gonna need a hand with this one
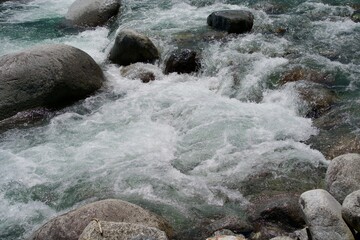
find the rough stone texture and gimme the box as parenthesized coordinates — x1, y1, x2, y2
(120, 63, 163, 83)
(78, 221, 168, 240)
(326, 153, 360, 203)
(299, 189, 354, 240)
(291, 228, 309, 240)
(207, 10, 254, 34)
(66, 0, 121, 27)
(164, 49, 201, 74)
(342, 190, 360, 232)
(31, 199, 173, 240)
(351, 10, 360, 23)
(0, 44, 104, 121)
(269, 237, 295, 240)
(109, 29, 159, 66)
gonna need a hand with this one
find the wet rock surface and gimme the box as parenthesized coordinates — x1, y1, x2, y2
(207, 10, 254, 34)
(164, 49, 201, 74)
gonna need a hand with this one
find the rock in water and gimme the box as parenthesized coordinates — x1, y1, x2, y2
(207, 10, 254, 34)
(0, 44, 104, 121)
(66, 0, 121, 27)
(108, 29, 159, 66)
(342, 190, 360, 232)
(31, 199, 173, 240)
(299, 189, 354, 240)
(78, 221, 168, 240)
(164, 49, 201, 74)
(326, 153, 360, 203)
(351, 10, 360, 23)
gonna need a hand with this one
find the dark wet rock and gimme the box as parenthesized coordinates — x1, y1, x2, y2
(31, 199, 173, 240)
(342, 190, 360, 232)
(249, 222, 292, 240)
(120, 63, 162, 83)
(78, 221, 168, 240)
(248, 193, 305, 230)
(207, 10, 254, 34)
(351, 10, 360, 23)
(65, 0, 121, 27)
(280, 67, 334, 85)
(164, 49, 201, 74)
(299, 189, 354, 240)
(293, 81, 337, 118)
(109, 29, 159, 66)
(206, 216, 253, 235)
(326, 153, 360, 203)
(0, 44, 104, 121)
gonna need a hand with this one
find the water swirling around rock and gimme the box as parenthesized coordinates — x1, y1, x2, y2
(0, 0, 359, 239)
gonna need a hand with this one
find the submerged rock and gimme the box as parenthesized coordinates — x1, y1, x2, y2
(0, 44, 104, 121)
(280, 67, 334, 85)
(31, 199, 173, 240)
(342, 190, 360, 232)
(65, 0, 121, 27)
(207, 10, 254, 34)
(299, 189, 354, 240)
(351, 10, 360, 23)
(326, 153, 360, 203)
(120, 63, 162, 83)
(164, 49, 201, 74)
(78, 221, 168, 240)
(109, 29, 159, 66)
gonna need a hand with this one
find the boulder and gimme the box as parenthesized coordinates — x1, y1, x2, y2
(120, 63, 162, 83)
(65, 0, 121, 27)
(31, 199, 173, 240)
(351, 10, 360, 23)
(78, 221, 168, 240)
(207, 10, 254, 34)
(326, 153, 360, 203)
(109, 29, 159, 66)
(342, 190, 360, 232)
(164, 49, 201, 74)
(299, 189, 354, 240)
(0, 44, 104, 120)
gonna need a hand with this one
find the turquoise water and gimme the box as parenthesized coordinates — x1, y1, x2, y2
(0, 0, 359, 239)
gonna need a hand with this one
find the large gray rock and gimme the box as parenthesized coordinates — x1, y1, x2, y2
(109, 29, 159, 66)
(78, 221, 168, 240)
(0, 44, 104, 120)
(342, 190, 360, 232)
(31, 199, 173, 240)
(207, 10, 254, 34)
(66, 0, 121, 27)
(299, 189, 354, 240)
(326, 153, 360, 203)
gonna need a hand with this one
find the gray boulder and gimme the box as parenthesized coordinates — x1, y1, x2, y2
(78, 221, 168, 240)
(342, 190, 360, 232)
(299, 189, 354, 240)
(164, 49, 201, 74)
(0, 44, 104, 120)
(31, 199, 173, 240)
(66, 0, 121, 27)
(326, 153, 360, 203)
(109, 29, 159, 66)
(207, 10, 254, 34)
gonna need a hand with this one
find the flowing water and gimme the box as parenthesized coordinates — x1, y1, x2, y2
(0, 0, 359, 239)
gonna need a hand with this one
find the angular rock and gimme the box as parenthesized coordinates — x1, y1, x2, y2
(342, 190, 360, 232)
(109, 29, 159, 66)
(0, 44, 104, 120)
(164, 49, 201, 74)
(78, 221, 168, 240)
(299, 189, 354, 240)
(66, 0, 121, 27)
(207, 10, 254, 34)
(31, 199, 173, 240)
(326, 153, 360, 203)
(351, 10, 360, 23)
